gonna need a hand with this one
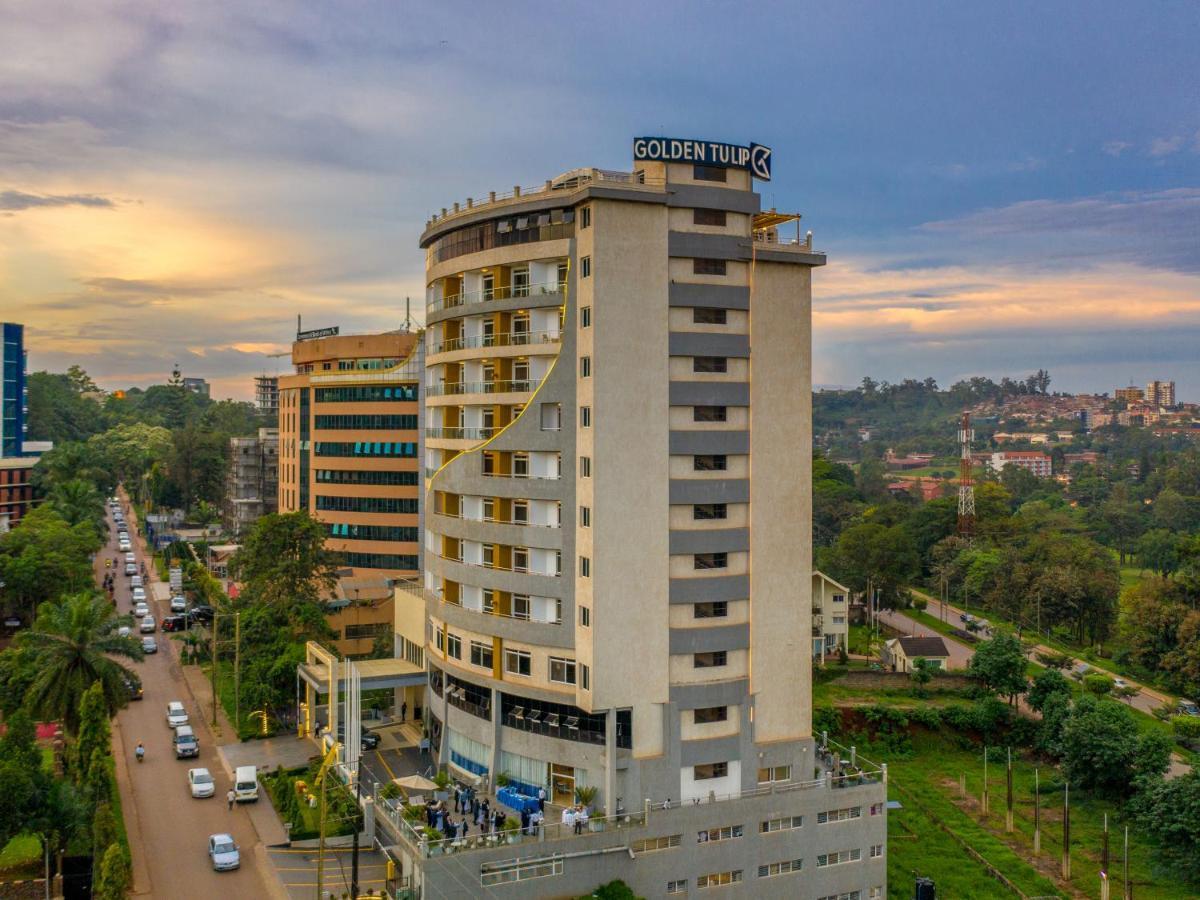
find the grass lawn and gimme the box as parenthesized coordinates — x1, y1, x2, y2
(884, 731, 1194, 899)
(0, 834, 41, 875)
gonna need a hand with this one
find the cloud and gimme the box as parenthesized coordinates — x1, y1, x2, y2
(0, 190, 115, 211)
(1102, 140, 1131, 157)
(1149, 136, 1184, 157)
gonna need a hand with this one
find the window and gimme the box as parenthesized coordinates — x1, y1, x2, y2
(818, 894, 861, 900)
(693, 707, 727, 724)
(579, 456, 591, 477)
(549, 657, 577, 685)
(870, 802, 884, 816)
(694, 553, 728, 570)
(758, 859, 803, 878)
(693, 208, 727, 226)
(694, 651, 727, 668)
(693, 503, 727, 520)
(666, 880, 687, 895)
(513, 547, 529, 573)
(631, 835, 681, 853)
(698, 824, 742, 843)
(694, 601, 728, 619)
(693, 164, 727, 183)
(693, 356, 728, 373)
(817, 807, 862, 824)
(345, 623, 390, 639)
(580, 406, 591, 427)
(557, 261, 568, 289)
(580, 356, 591, 378)
(760, 815, 804, 833)
(579, 606, 590, 627)
(504, 649, 531, 677)
(694, 454, 727, 471)
(512, 267, 530, 297)
(580, 663, 590, 690)
(579, 505, 590, 527)
(480, 855, 564, 886)
(470, 641, 493, 670)
(757, 765, 791, 784)
(579, 556, 590, 577)
(540, 402, 561, 431)
(693, 307, 728, 325)
(580, 305, 591, 327)
(870, 844, 883, 859)
(581, 256, 591, 278)
(513, 452, 529, 477)
(512, 594, 530, 620)
(435, 628, 444, 652)
(693, 405, 727, 423)
(693, 258, 727, 276)
(512, 500, 528, 524)
(816, 848, 862, 868)
(869, 888, 883, 900)
(696, 870, 741, 889)
(580, 206, 591, 228)
(446, 634, 462, 660)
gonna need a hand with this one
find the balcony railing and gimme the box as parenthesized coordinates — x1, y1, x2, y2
(426, 427, 497, 441)
(440, 597, 562, 626)
(427, 282, 563, 315)
(437, 552, 559, 578)
(481, 469, 559, 481)
(433, 509, 561, 529)
(427, 330, 561, 355)
(753, 230, 815, 251)
(426, 379, 539, 398)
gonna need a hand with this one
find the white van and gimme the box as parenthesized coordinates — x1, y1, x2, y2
(234, 765, 258, 802)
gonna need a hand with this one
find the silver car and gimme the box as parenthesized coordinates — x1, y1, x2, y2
(208, 834, 239, 871)
(141, 636, 158, 654)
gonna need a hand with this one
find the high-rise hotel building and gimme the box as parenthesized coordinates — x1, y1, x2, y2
(401, 140, 886, 898)
(278, 331, 423, 580)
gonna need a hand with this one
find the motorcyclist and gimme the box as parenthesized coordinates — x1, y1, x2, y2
(135, 742, 145, 762)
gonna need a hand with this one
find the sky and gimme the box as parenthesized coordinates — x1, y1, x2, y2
(2, 1, 1199, 400)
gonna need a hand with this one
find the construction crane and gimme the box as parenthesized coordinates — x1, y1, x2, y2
(957, 412, 975, 539)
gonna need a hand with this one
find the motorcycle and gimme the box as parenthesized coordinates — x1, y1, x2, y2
(135, 745, 145, 763)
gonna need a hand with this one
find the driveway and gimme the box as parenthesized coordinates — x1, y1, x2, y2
(104, 497, 279, 898)
(876, 607, 975, 670)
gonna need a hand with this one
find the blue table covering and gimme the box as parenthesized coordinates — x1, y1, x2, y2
(496, 786, 540, 815)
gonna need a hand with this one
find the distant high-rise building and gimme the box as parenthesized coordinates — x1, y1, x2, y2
(225, 427, 279, 535)
(1146, 380, 1176, 409)
(1114, 386, 1144, 405)
(1, 323, 28, 458)
(254, 374, 280, 416)
(181, 376, 210, 398)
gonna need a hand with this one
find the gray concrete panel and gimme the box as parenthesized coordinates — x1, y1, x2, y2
(668, 380, 750, 407)
(668, 623, 750, 655)
(667, 281, 751, 310)
(668, 478, 750, 504)
(670, 678, 749, 709)
(665, 183, 761, 214)
(668, 574, 750, 604)
(668, 527, 750, 555)
(668, 331, 750, 358)
(667, 231, 746, 261)
(679, 732, 742, 766)
(669, 430, 750, 455)
(429, 511, 563, 552)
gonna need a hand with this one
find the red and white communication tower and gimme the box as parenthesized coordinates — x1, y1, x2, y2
(957, 412, 975, 539)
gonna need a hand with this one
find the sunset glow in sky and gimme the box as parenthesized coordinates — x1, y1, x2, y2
(3, 1, 1198, 399)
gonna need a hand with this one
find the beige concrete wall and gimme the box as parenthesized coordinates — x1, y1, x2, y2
(587, 197, 670, 759)
(668, 308, 748, 333)
(669, 551, 748, 579)
(748, 260, 813, 744)
(667, 258, 749, 285)
(668, 406, 748, 430)
(668, 502, 748, 530)
(679, 705, 740, 741)
(667, 207, 750, 236)
(669, 650, 748, 684)
(668, 599, 748, 629)
(664, 161, 752, 191)
(668, 455, 748, 479)
(426, 239, 572, 285)
(667, 357, 749, 381)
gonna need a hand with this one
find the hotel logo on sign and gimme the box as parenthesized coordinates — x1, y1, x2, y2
(632, 137, 772, 181)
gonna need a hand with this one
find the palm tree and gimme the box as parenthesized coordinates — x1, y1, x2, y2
(48, 479, 107, 537)
(17, 593, 143, 733)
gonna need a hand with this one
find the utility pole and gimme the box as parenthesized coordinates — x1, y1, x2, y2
(234, 612, 241, 731)
(1123, 824, 1130, 900)
(350, 775, 362, 899)
(210, 614, 219, 727)
(1101, 813, 1110, 900)
(1005, 748, 1013, 832)
(1033, 768, 1041, 853)
(981, 747, 989, 814)
(1063, 782, 1071, 879)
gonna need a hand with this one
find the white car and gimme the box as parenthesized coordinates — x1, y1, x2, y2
(140, 615, 156, 633)
(167, 701, 189, 728)
(119, 542, 132, 553)
(208, 834, 240, 871)
(134, 603, 150, 618)
(118, 625, 132, 638)
(124, 552, 136, 564)
(188, 768, 215, 798)
(1113, 678, 1128, 689)
(170, 596, 187, 613)
(131, 587, 146, 603)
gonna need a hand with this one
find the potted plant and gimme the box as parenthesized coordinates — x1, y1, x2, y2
(502, 817, 520, 843)
(575, 785, 601, 830)
(495, 772, 511, 788)
(433, 769, 451, 801)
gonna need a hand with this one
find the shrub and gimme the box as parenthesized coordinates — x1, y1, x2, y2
(1083, 673, 1114, 696)
(1173, 715, 1200, 746)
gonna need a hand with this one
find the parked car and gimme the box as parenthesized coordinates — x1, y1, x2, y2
(166, 701, 189, 728)
(124, 552, 136, 564)
(132, 587, 146, 603)
(3, 616, 21, 631)
(188, 606, 215, 624)
(162, 615, 187, 633)
(124, 563, 137, 576)
(134, 603, 150, 619)
(1113, 677, 1129, 690)
(174, 725, 199, 758)
(1071, 663, 1091, 681)
(208, 834, 239, 871)
(170, 596, 187, 613)
(118, 626, 132, 638)
(334, 722, 381, 750)
(1179, 700, 1200, 717)
(124, 675, 143, 701)
(234, 765, 259, 802)
(131, 575, 143, 589)
(142, 636, 158, 654)
(188, 768, 216, 799)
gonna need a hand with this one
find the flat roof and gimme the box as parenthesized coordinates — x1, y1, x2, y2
(0, 457, 38, 470)
(298, 656, 425, 693)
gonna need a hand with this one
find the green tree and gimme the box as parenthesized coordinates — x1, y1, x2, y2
(0, 711, 51, 847)
(48, 478, 107, 537)
(74, 683, 112, 782)
(1083, 673, 1114, 696)
(229, 512, 339, 611)
(1138, 528, 1183, 577)
(167, 425, 229, 511)
(0, 506, 99, 614)
(93, 842, 132, 900)
(17, 593, 142, 733)
(1061, 695, 1169, 798)
(1027, 668, 1071, 713)
(1132, 771, 1200, 880)
(91, 801, 117, 856)
(24, 372, 105, 444)
(819, 521, 919, 610)
(910, 657, 936, 697)
(967, 634, 1028, 704)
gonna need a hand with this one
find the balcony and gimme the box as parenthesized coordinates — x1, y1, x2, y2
(426, 427, 497, 441)
(439, 596, 562, 626)
(426, 379, 540, 398)
(433, 509, 560, 529)
(427, 329, 561, 356)
(427, 282, 563, 315)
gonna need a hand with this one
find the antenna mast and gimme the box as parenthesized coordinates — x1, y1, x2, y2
(957, 411, 975, 539)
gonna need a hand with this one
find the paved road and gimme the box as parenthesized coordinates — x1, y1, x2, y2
(103, 497, 276, 897)
(875, 607, 975, 670)
(267, 844, 391, 898)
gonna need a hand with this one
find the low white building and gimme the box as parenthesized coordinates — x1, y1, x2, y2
(812, 570, 850, 662)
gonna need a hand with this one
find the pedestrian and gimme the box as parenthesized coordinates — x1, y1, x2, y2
(520, 808, 529, 835)
(470, 792, 479, 818)
(400, 700, 407, 723)
(227, 789, 235, 811)
(494, 809, 505, 833)
(537, 784, 546, 813)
